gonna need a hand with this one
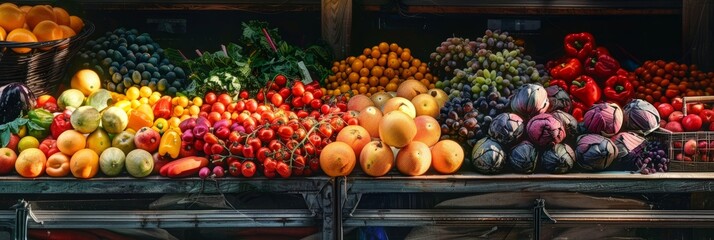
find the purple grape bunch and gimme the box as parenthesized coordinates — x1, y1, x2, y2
(634, 141, 669, 175)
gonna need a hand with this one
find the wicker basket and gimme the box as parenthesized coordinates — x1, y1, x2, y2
(0, 20, 95, 96)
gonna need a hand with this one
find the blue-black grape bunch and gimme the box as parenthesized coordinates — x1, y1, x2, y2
(77, 28, 188, 96)
(634, 141, 669, 175)
(439, 88, 510, 147)
(435, 30, 549, 100)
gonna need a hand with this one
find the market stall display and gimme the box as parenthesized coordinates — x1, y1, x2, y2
(1, 1, 714, 238)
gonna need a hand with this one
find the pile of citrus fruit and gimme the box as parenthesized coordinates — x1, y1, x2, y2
(323, 42, 437, 97)
(0, 3, 84, 53)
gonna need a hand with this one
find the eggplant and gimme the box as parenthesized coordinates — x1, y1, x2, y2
(0, 83, 36, 124)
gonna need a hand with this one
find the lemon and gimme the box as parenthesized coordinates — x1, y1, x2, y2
(139, 97, 149, 105)
(139, 86, 152, 98)
(125, 87, 140, 100)
(192, 97, 203, 107)
(18, 136, 39, 153)
(130, 99, 141, 109)
(149, 94, 161, 105)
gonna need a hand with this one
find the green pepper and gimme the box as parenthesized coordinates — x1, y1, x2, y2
(27, 108, 53, 139)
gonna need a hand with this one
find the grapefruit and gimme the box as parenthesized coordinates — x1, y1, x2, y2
(379, 111, 417, 148)
(56, 130, 86, 156)
(336, 125, 371, 156)
(396, 141, 431, 176)
(71, 69, 101, 96)
(359, 141, 394, 177)
(413, 116, 440, 147)
(319, 142, 356, 177)
(431, 140, 464, 174)
(357, 106, 383, 138)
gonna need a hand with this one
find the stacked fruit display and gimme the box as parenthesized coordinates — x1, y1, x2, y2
(324, 42, 437, 97)
(324, 79, 464, 177)
(76, 28, 188, 96)
(0, 3, 84, 53)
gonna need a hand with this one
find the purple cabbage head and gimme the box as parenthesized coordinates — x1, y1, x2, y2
(623, 99, 660, 136)
(583, 103, 624, 136)
(471, 138, 506, 174)
(575, 134, 619, 171)
(526, 113, 566, 147)
(510, 84, 549, 118)
(488, 113, 525, 146)
(541, 143, 576, 174)
(609, 132, 646, 170)
(551, 110, 578, 137)
(546, 85, 572, 112)
(509, 141, 538, 173)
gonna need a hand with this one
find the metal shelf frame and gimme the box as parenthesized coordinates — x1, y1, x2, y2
(0, 177, 336, 240)
(338, 172, 714, 240)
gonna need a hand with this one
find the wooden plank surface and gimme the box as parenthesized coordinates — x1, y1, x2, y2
(322, 0, 352, 59)
(0, 176, 331, 194)
(345, 172, 714, 193)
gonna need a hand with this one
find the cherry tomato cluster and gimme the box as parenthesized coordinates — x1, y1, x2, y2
(177, 75, 358, 179)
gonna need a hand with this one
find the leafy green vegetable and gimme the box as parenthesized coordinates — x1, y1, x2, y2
(0, 118, 28, 148)
(167, 20, 332, 98)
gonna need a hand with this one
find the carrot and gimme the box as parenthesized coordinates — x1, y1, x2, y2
(166, 156, 208, 178)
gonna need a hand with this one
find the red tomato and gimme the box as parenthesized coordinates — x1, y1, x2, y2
(205, 92, 217, 105)
(671, 97, 683, 111)
(218, 94, 232, 106)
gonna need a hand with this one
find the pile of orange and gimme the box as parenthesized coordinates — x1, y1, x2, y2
(0, 3, 84, 54)
(324, 42, 437, 97)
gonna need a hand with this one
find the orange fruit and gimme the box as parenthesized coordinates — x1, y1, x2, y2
(387, 58, 401, 69)
(6, 28, 38, 54)
(358, 106, 383, 138)
(0, 26, 6, 41)
(0, 3, 19, 8)
(413, 116, 441, 147)
(431, 140, 464, 174)
(58, 25, 75, 38)
(379, 110, 417, 148)
(18, 5, 31, 13)
(33, 20, 63, 42)
(26, 5, 56, 29)
(336, 125, 372, 156)
(15, 148, 46, 178)
(396, 141, 431, 176)
(70, 149, 99, 179)
(351, 59, 363, 72)
(45, 152, 70, 177)
(0, 5, 26, 31)
(57, 130, 87, 156)
(71, 69, 101, 96)
(319, 142, 356, 177)
(68, 15, 83, 33)
(359, 141, 394, 177)
(397, 79, 428, 100)
(411, 93, 440, 118)
(389, 43, 399, 52)
(52, 7, 70, 26)
(378, 42, 389, 54)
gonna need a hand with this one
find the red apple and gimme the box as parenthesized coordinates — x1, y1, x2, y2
(682, 114, 703, 131)
(669, 111, 684, 122)
(676, 153, 693, 161)
(702, 153, 711, 162)
(36, 95, 57, 107)
(134, 127, 161, 153)
(6, 134, 19, 152)
(674, 141, 684, 148)
(672, 97, 683, 111)
(688, 102, 705, 115)
(699, 140, 709, 149)
(700, 110, 714, 125)
(657, 103, 675, 119)
(665, 121, 684, 132)
(179, 141, 197, 158)
(152, 152, 171, 175)
(684, 139, 698, 155)
(0, 148, 17, 175)
(659, 120, 668, 128)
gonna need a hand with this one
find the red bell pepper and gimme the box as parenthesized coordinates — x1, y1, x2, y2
(585, 53, 621, 80)
(153, 96, 173, 119)
(549, 58, 582, 83)
(548, 79, 570, 93)
(603, 73, 634, 106)
(571, 101, 586, 122)
(50, 112, 72, 139)
(569, 75, 601, 108)
(564, 32, 595, 61)
(593, 46, 610, 56)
